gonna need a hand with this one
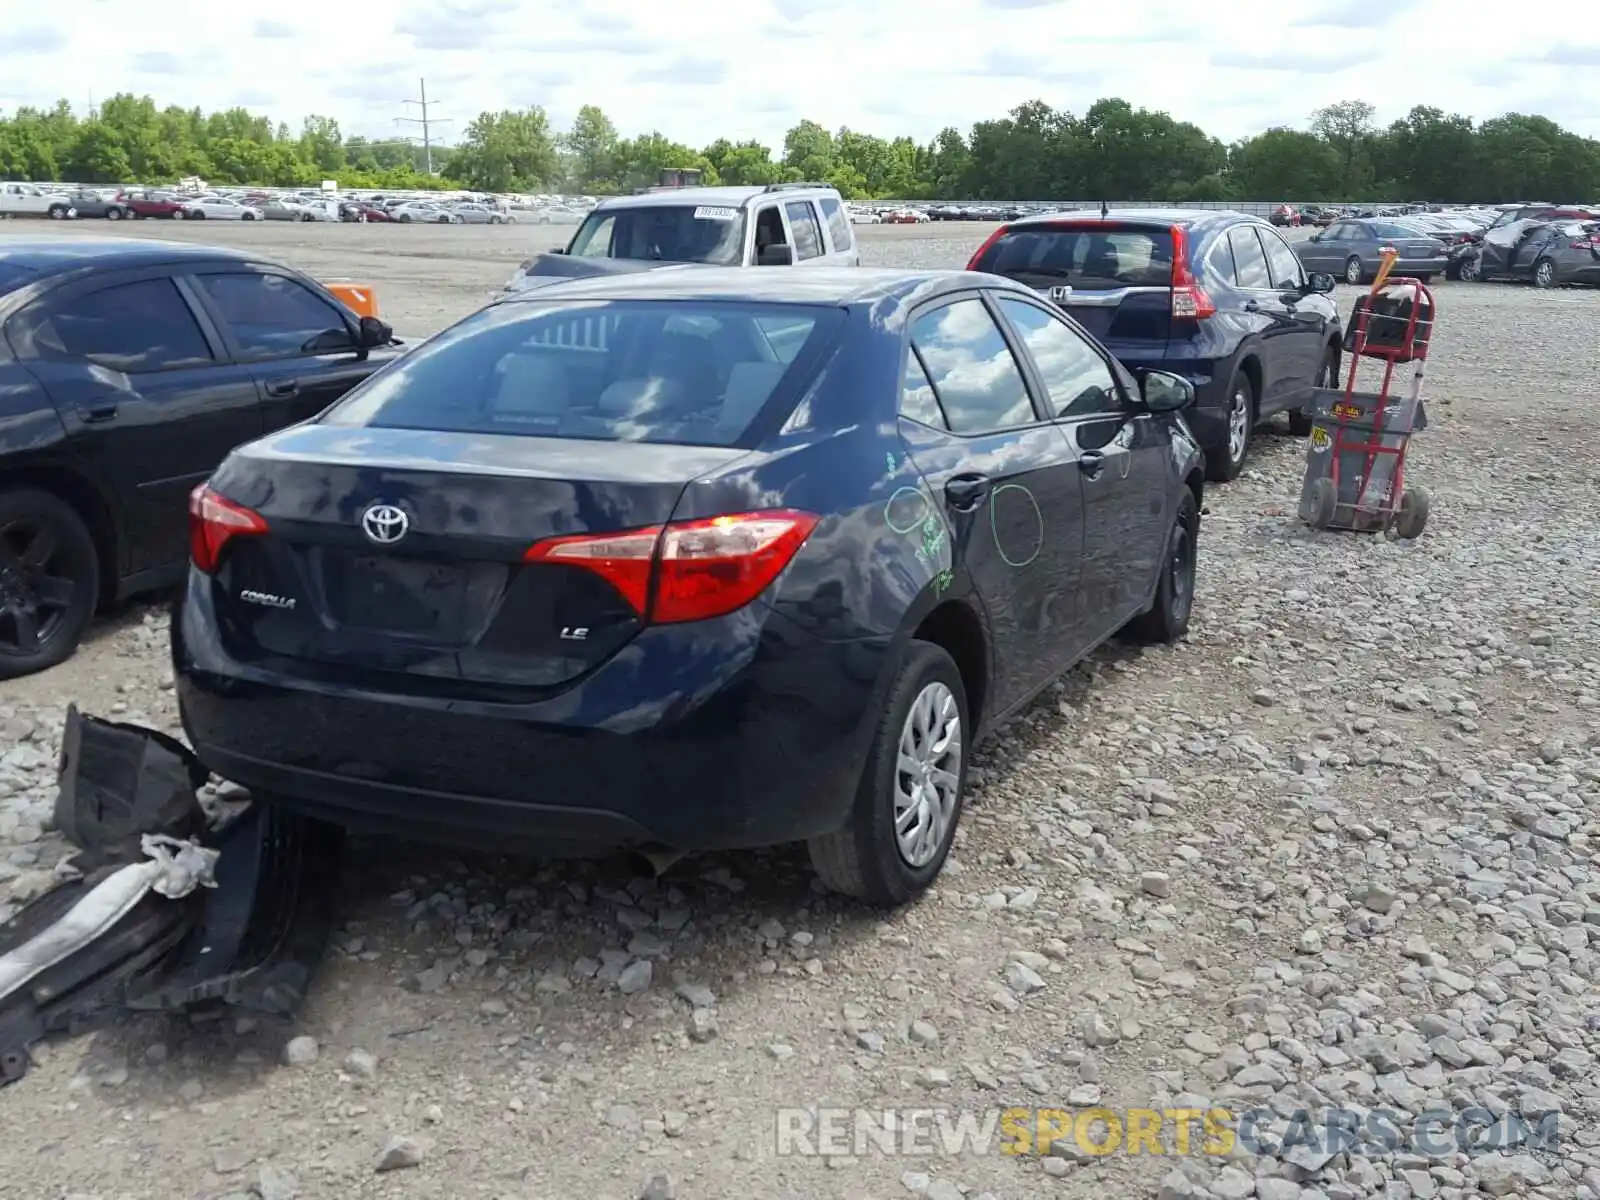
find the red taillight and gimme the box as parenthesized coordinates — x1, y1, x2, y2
(966, 223, 1010, 270)
(524, 510, 819, 625)
(1168, 224, 1215, 319)
(188, 484, 268, 574)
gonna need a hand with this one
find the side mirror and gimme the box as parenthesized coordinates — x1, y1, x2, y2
(758, 243, 794, 266)
(1140, 370, 1194, 413)
(358, 315, 393, 347)
(548, 247, 567, 255)
(1307, 272, 1336, 294)
(1308, 232, 1322, 242)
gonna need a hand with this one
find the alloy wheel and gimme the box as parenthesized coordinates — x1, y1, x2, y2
(0, 515, 81, 659)
(1227, 386, 1250, 464)
(1535, 260, 1555, 288)
(1344, 257, 1362, 284)
(893, 681, 962, 868)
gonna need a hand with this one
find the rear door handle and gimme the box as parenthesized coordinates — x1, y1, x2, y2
(80, 403, 118, 424)
(944, 473, 991, 512)
(265, 380, 300, 398)
(1078, 451, 1105, 479)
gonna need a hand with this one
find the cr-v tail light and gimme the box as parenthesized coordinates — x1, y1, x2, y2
(525, 510, 820, 624)
(1168, 224, 1216, 319)
(189, 484, 269, 574)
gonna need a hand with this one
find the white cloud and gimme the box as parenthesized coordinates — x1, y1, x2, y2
(1, 0, 1595, 152)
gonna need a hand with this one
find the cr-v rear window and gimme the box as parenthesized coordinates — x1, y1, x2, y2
(321, 299, 842, 448)
(974, 226, 1176, 288)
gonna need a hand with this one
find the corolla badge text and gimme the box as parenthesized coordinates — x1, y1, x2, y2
(240, 589, 296, 610)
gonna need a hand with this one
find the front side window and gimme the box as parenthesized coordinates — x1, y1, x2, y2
(785, 201, 825, 261)
(818, 197, 853, 251)
(565, 205, 746, 266)
(22, 278, 213, 372)
(322, 300, 840, 448)
(194, 272, 351, 360)
(996, 298, 1120, 419)
(1258, 229, 1305, 290)
(909, 299, 1035, 434)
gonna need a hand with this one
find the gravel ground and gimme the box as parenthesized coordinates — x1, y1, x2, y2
(1, 219, 1598, 1200)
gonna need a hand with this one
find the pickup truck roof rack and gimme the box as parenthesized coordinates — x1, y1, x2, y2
(763, 182, 833, 193)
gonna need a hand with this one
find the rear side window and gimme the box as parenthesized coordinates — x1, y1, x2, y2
(974, 227, 1176, 288)
(1226, 227, 1272, 289)
(818, 197, 853, 251)
(194, 273, 350, 359)
(24, 278, 213, 372)
(785, 201, 825, 261)
(899, 351, 944, 427)
(910, 299, 1035, 434)
(322, 300, 839, 448)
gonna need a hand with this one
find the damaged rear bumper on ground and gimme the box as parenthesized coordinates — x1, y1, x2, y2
(0, 706, 341, 1087)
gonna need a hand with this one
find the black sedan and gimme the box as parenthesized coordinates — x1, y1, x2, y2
(175, 267, 1206, 905)
(0, 236, 404, 679)
(1465, 220, 1600, 287)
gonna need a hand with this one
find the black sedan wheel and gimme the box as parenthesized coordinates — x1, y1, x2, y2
(1125, 489, 1198, 643)
(808, 640, 968, 906)
(0, 488, 100, 680)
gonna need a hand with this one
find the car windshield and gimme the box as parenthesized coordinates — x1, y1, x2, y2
(321, 299, 840, 448)
(973, 226, 1176, 288)
(566, 205, 748, 266)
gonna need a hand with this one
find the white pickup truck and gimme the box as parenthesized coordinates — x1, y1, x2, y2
(0, 181, 76, 219)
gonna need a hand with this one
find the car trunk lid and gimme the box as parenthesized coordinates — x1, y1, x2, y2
(203, 425, 747, 693)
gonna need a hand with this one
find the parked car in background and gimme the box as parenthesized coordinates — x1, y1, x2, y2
(1, 182, 76, 219)
(1269, 204, 1300, 227)
(257, 198, 310, 222)
(1292, 218, 1448, 284)
(174, 266, 1203, 905)
(179, 196, 263, 221)
(62, 189, 130, 220)
(392, 202, 458, 224)
(0, 235, 405, 679)
(968, 208, 1341, 481)
(502, 183, 860, 294)
(117, 189, 187, 219)
(339, 201, 392, 222)
(1465, 219, 1600, 287)
(449, 203, 509, 225)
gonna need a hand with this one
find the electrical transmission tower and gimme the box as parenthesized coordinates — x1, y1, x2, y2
(396, 79, 452, 174)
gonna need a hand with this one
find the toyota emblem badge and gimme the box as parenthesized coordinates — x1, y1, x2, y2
(361, 503, 410, 545)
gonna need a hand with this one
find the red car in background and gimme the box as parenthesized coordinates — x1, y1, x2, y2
(340, 201, 393, 222)
(1269, 203, 1301, 227)
(116, 189, 187, 219)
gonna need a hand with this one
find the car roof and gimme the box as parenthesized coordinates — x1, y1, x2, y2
(495, 265, 1017, 310)
(1005, 207, 1260, 232)
(0, 235, 259, 273)
(594, 185, 836, 212)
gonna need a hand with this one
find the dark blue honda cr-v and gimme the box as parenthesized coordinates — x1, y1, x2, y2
(968, 209, 1341, 481)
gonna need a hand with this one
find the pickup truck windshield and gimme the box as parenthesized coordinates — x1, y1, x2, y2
(566, 205, 747, 266)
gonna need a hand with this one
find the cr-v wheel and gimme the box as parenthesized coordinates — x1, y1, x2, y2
(1205, 371, 1255, 483)
(0, 488, 100, 680)
(808, 640, 967, 906)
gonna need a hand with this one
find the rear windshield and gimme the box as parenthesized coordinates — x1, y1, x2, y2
(567, 204, 747, 266)
(322, 299, 838, 447)
(974, 226, 1176, 288)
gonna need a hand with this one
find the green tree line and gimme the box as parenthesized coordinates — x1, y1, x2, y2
(3, 93, 1597, 203)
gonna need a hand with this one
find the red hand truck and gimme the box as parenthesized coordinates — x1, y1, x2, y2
(1299, 267, 1434, 540)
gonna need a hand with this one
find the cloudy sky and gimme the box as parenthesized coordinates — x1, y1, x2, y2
(2, 0, 1595, 151)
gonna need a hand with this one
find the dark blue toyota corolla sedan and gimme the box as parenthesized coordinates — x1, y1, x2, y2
(175, 267, 1205, 905)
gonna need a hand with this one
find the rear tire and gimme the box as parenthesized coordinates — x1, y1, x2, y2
(106, 206, 124, 221)
(808, 640, 968, 906)
(1391, 487, 1430, 539)
(1344, 256, 1364, 285)
(1307, 477, 1339, 530)
(48, 204, 69, 220)
(1125, 489, 1198, 644)
(1204, 371, 1255, 483)
(1533, 258, 1557, 289)
(0, 487, 100, 681)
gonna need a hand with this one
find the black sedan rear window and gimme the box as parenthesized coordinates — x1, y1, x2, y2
(322, 300, 840, 447)
(975, 227, 1176, 288)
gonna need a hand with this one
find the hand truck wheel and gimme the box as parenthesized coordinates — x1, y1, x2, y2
(1307, 477, 1339, 529)
(1391, 487, 1430, 540)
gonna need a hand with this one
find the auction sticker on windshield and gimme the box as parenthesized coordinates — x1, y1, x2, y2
(694, 206, 739, 220)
